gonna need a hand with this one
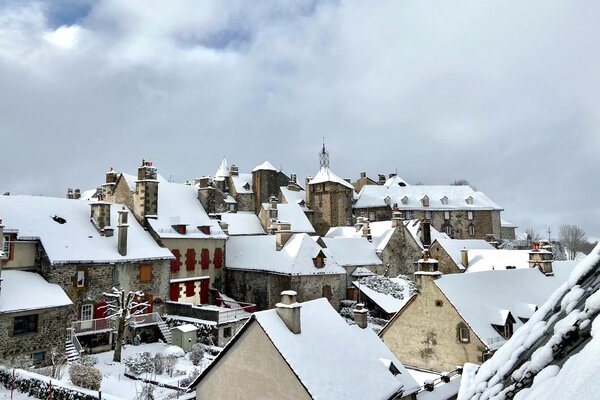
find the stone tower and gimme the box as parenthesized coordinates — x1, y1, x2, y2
(133, 160, 159, 221)
(251, 161, 289, 214)
(306, 145, 354, 236)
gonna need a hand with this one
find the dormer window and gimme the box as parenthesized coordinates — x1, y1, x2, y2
(421, 196, 429, 207)
(313, 251, 326, 268)
(172, 224, 187, 235)
(492, 314, 515, 339)
(243, 182, 250, 190)
(384, 196, 391, 206)
(401, 196, 409, 205)
(440, 196, 448, 205)
(198, 225, 211, 235)
(465, 196, 474, 205)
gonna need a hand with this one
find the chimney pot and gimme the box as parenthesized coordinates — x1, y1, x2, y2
(276, 290, 301, 334)
(118, 207, 128, 256)
(353, 303, 368, 329)
(360, 172, 366, 178)
(461, 248, 469, 268)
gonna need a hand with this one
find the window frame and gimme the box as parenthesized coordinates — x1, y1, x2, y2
(81, 304, 93, 321)
(467, 211, 474, 220)
(468, 224, 475, 236)
(457, 323, 470, 344)
(76, 271, 85, 288)
(444, 211, 450, 220)
(13, 314, 38, 336)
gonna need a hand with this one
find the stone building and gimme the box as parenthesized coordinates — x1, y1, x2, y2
(251, 161, 290, 213)
(380, 249, 569, 372)
(0, 195, 173, 355)
(257, 196, 315, 235)
(354, 181, 503, 241)
(427, 237, 496, 274)
(191, 293, 420, 400)
(225, 224, 346, 310)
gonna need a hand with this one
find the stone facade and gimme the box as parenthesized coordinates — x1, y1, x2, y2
(225, 269, 345, 311)
(380, 273, 486, 372)
(0, 306, 71, 365)
(252, 170, 290, 213)
(307, 181, 353, 236)
(428, 241, 463, 275)
(379, 224, 423, 277)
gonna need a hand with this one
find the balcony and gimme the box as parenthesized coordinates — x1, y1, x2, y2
(72, 317, 115, 336)
(130, 312, 163, 327)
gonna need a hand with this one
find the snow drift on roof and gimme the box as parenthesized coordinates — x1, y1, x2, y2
(433, 238, 495, 269)
(214, 157, 229, 179)
(0, 270, 72, 313)
(308, 167, 355, 190)
(231, 173, 253, 194)
(252, 161, 277, 172)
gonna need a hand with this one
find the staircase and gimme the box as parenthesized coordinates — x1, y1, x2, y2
(65, 328, 82, 363)
(157, 320, 172, 344)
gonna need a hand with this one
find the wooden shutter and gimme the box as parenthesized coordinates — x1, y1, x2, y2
(169, 284, 180, 301)
(170, 249, 181, 272)
(186, 282, 195, 297)
(140, 264, 153, 283)
(200, 280, 209, 304)
(201, 249, 210, 270)
(214, 248, 223, 269)
(186, 249, 196, 271)
(94, 301, 108, 319)
(146, 295, 153, 313)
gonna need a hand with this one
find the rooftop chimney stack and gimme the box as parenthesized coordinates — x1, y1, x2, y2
(0, 219, 3, 294)
(529, 241, 554, 276)
(90, 201, 112, 236)
(421, 219, 431, 247)
(378, 174, 386, 184)
(362, 220, 372, 242)
(66, 188, 74, 199)
(276, 222, 292, 250)
(269, 196, 279, 221)
(353, 303, 368, 329)
(461, 248, 469, 269)
(391, 211, 403, 228)
(276, 290, 302, 334)
(230, 164, 239, 177)
(414, 249, 441, 290)
(118, 207, 129, 256)
(360, 172, 366, 178)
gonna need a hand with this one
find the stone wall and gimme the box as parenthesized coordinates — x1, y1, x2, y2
(428, 241, 463, 274)
(252, 170, 290, 213)
(380, 226, 423, 277)
(307, 182, 353, 236)
(0, 306, 70, 365)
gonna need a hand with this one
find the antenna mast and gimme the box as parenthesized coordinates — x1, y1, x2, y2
(319, 138, 330, 169)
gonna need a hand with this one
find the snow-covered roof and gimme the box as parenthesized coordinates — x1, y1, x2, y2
(321, 237, 382, 267)
(383, 175, 409, 188)
(353, 276, 414, 315)
(308, 167, 355, 190)
(261, 203, 315, 234)
(465, 249, 533, 272)
(254, 298, 418, 399)
(351, 267, 376, 277)
(403, 219, 449, 249)
(432, 238, 495, 269)
(326, 221, 398, 252)
(355, 184, 502, 210)
(144, 176, 226, 239)
(226, 233, 346, 276)
(252, 161, 277, 172)
(213, 158, 229, 180)
(0, 195, 173, 264)
(279, 186, 307, 207)
(501, 218, 518, 228)
(0, 270, 72, 313)
(459, 245, 600, 400)
(435, 263, 573, 350)
(231, 173, 253, 194)
(218, 212, 265, 236)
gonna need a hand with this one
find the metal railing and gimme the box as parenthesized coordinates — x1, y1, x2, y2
(72, 317, 115, 335)
(130, 312, 162, 326)
(217, 306, 254, 324)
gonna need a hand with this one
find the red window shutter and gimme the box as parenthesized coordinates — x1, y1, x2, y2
(146, 295, 154, 313)
(214, 248, 223, 269)
(186, 282, 196, 297)
(170, 249, 181, 272)
(169, 284, 180, 301)
(201, 249, 210, 270)
(186, 249, 196, 271)
(94, 301, 108, 319)
(200, 280, 209, 304)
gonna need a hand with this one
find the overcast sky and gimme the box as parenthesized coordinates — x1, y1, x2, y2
(1, 0, 599, 240)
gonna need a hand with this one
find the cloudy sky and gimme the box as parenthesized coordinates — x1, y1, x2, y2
(1, 0, 599, 239)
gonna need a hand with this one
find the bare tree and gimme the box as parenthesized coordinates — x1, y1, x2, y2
(525, 227, 541, 243)
(103, 288, 149, 362)
(559, 225, 588, 260)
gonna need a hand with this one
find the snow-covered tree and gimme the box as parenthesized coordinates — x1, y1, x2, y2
(102, 287, 149, 362)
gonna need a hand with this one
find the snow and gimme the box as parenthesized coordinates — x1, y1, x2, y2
(308, 167, 355, 190)
(174, 324, 198, 333)
(218, 212, 265, 235)
(145, 176, 226, 239)
(435, 263, 573, 350)
(213, 157, 228, 179)
(226, 233, 346, 276)
(459, 245, 600, 400)
(321, 237, 382, 267)
(326, 220, 412, 252)
(432, 238, 495, 269)
(261, 202, 315, 233)
(279, 186, 306, 205)
(0, 195, 173, 264)
(501, 219, 518, 228)
(351, 267, 376, 277)
(254, 298, 417, 399)
(465, 249, 532, 272)
(230, 173, 253, 194)
(383, 175, 410, 188)
(251, 161, 277, 172)
(0, 270, 72, 313)
(355, 184, 502, 211)
(353, 275, 415, 314)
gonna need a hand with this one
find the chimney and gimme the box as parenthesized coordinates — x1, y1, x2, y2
(118, 207, 128, 256)
(391, 211, 403, 228)
(529, 241, 554, 276)
(90, 201, 111, 236)
(198, 179, 216, 214)
(360, 172, 366, 179)
(230, 164, 239, 177)
(461, 248, 469, 269)
(378, 174, 386, 184)
(268, 196, 278, 221)
(353, 303, 368, 329)
(362, 220, 372, 242)
(421, 219, 431, 247)
(414, 250, 441, 290)
(276, 222, 293, 250)
(276, 290, 302, 334)
(74, 188, 81, 199)
(66, 188, 74, 199)
(0, 219, 3, 294)
(290, 173, 297, 183)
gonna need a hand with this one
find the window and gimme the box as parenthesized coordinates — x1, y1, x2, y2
(223, 327, 232, 338)
(405, 211, 412, 219)
(444, 211, 450, 220)
(368, 212, 375, 221)
(76, 271, 85, 288)
(214, 248, 223, 269)
(186, 249, 196, 271)
(201, 249, 210, 269)
(445, 225, 453, 236)
(313, 252, 326, 268)
(440, 196, 448, 205)
(140, 264, 153, 283)
(457, 323, 470, 343)
(81, 304, 93, 321)
(186, 282, 195, 297)
(13, 315, 38, 335)
(467, 211, 474, 220)
(3, 235, 10, 259)
(401, 196, 409, 205)
(322, 285, 332, 300)
(170, 249, 181, 272)
(32, 352, 45, 363)
(425, 211, 432, 219)
(468, 224, 475, 236)
(421, 196, 429, 207)
(465, 196, 474, 205)
(492, 323, 514, 339)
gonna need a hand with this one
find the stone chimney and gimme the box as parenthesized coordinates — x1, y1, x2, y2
(353, 303, 368, 329)
(103, 168, 118, 196)
(378, 174, 386, 184)
(74, 188, 81, 199)
(230, 164, 239, 177)
(276, 290, 302, 334)
(360, 172, 366, 179)
(66, 188, 74, 199)
(461, 248, 469, 269)
(529, 241, 554, 276)
(391, 211, 403, 228)
(414, 249, 442, 290)
(268, 196, 278, 221)
(290, 173, 297, 183)
(276, 222, 293, 250)
(117, 207, 129, 256)
(219, 221, 229, 235)
(198, 178, 216, 214)
(135, 160, 159, 219)
(362, 220, 372, 242)
(90, 201, 112, 236)
(421, 219, 431, 247)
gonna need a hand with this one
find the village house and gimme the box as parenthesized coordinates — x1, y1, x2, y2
(0, 195, 173, 356)
(191, 291, 420, 400)
(258, 195, 315, 235)
(379, 248, 571, 372)
(427, 237, 496, 274)
(224, 223, 346, 310)
(354, 180, 504, 241)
